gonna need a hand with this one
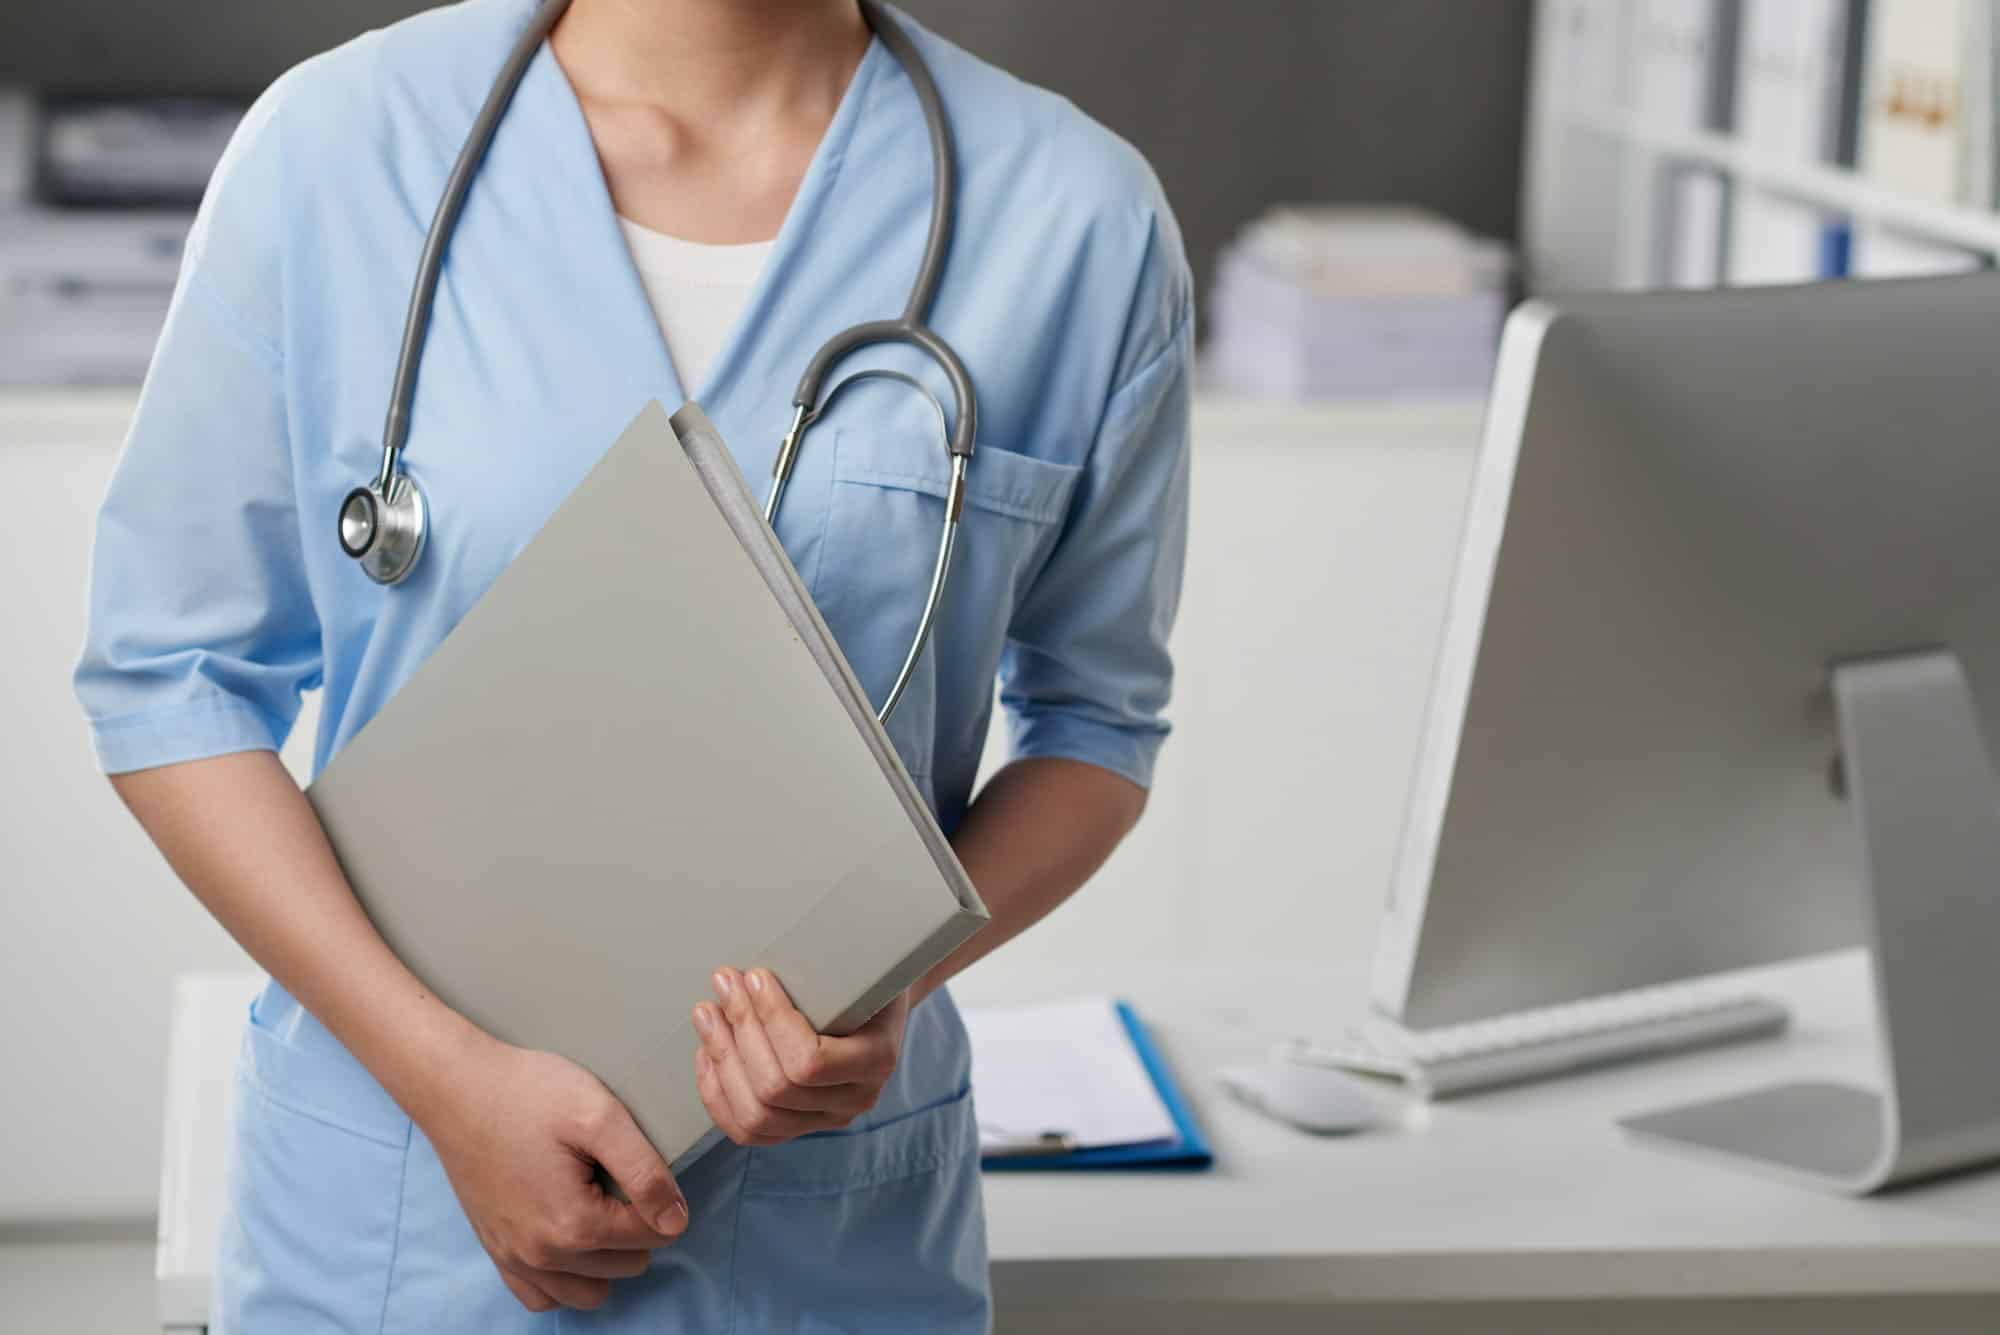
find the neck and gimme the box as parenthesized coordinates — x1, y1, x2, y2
(550, 0, 869, 120)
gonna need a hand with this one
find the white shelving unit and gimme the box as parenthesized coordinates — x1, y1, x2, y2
(1521, 0, 2000, 293)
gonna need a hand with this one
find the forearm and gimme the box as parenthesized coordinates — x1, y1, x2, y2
(918, 755, 1147, 1000)
(110, 749, 485, 1126)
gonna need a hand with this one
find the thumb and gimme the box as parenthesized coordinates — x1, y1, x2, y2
(582, 1099, 687, 1236)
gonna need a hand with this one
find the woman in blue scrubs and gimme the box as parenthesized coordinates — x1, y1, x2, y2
(75, 0, 1189, 1328)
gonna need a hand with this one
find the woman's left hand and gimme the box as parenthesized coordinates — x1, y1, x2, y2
(692, 968, 911, 1145)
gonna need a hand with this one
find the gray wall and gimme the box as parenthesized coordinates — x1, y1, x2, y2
(900, 0, 1531, 304)
(3, 0, 1532, 296)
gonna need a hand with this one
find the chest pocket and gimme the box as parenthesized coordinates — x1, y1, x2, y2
(808, 429, 1082, 788)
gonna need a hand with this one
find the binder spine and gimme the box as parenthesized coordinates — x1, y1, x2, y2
(826, 908, 990, 1037)
(668, 402, 986, 920)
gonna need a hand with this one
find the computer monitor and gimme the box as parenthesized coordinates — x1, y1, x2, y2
(1368, 274, 2000, 1191)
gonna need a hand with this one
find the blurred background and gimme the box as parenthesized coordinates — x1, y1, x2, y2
(0, 0, 1536, 388)
(6, 1, 1997, 1329)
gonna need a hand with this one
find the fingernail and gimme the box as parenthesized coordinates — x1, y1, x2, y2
(712, 969, 733, 998)
(746, 970, 765, 995)
(692, 1005, 713, 1036)
(659, 1198, 689, 1232)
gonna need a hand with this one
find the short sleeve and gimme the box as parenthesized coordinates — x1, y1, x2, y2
(998, 245, 1193, 791)
(73, 84, 322, 775)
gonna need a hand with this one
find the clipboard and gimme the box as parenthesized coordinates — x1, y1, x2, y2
(980, 1001, 1213, 1172)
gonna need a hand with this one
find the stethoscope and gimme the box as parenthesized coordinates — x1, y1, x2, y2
(337, 0, 975, 724)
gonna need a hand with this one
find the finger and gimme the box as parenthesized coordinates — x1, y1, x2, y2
(570, 1094, 689, 1240)
(714, 1029, 838, 1140)
(741, 968, 838, 1085)
(694, 1048, 743, 1140)
(498, 1267, 559, 1314)
(746, 969, 895, 1088)
(696, 1047, 778, 1147)
(696, 1010, 835, 1141)
(558, 1248, 653, 1281)
(712, 966, 756, 1030)
(525, 1268, 611, 1312)
(573, 1199, 682, 1255)
(727, 982, 873, 1118)
(692, 999, 736, 1071)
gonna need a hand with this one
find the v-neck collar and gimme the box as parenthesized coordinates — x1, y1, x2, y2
(524, 7, 891, 409)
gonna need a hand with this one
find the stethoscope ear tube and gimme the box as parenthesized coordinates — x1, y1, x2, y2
(768, 365, 953, 531)
(876, 456, 965, 723)
(759, 3, 981, 728)
(765, 368, 965, 726)
(378, 0, 571, 476)
(791, 320, 976, 460)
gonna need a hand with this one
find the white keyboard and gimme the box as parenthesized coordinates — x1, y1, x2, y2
(1281, 986, 1790, 1098)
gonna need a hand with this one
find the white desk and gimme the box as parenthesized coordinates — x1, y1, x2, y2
(162, 955, 2000, 1334)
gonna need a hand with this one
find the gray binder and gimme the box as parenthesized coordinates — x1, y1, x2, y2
(308, 402, 989, 1168)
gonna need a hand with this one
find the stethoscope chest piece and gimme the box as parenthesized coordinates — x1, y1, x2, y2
(339, 472, 429, 586)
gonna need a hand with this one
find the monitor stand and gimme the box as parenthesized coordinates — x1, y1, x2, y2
(1620, 649, 2000, 1194)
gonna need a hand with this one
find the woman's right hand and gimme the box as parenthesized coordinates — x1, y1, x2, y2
(418, 1033, 690, 1313)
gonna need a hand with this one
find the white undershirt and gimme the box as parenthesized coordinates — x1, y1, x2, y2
(618, 215, 777, 393)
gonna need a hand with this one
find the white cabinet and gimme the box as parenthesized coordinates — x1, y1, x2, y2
(0, 394, 313, 1221)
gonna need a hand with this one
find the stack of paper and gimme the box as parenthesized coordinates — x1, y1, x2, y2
(1204, 206, 1510, 401)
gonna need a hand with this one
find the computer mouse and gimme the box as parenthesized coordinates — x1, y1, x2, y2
(1217, 1059, 1377, 1135)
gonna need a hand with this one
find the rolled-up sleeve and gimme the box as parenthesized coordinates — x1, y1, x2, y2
(999, 274, 1193, 791)
(73, 85, 321, 775)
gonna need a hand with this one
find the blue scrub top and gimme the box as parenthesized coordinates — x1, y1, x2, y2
(76, 1, 1190, 1329)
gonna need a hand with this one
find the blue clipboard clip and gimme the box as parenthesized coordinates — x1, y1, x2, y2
(979, 1000, 1214, 1172)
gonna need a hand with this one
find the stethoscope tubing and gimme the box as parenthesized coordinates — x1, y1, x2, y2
(378, 0, 568, 491)
(754, 0, 977, 726)
(356, 0, 976, 729)
(766, 367, 966, 724)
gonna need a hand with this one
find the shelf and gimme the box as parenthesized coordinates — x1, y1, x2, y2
(1192, 393, 1487, 444)
(0, 388, 137, 445)
(1569, 109, 2000, 257)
